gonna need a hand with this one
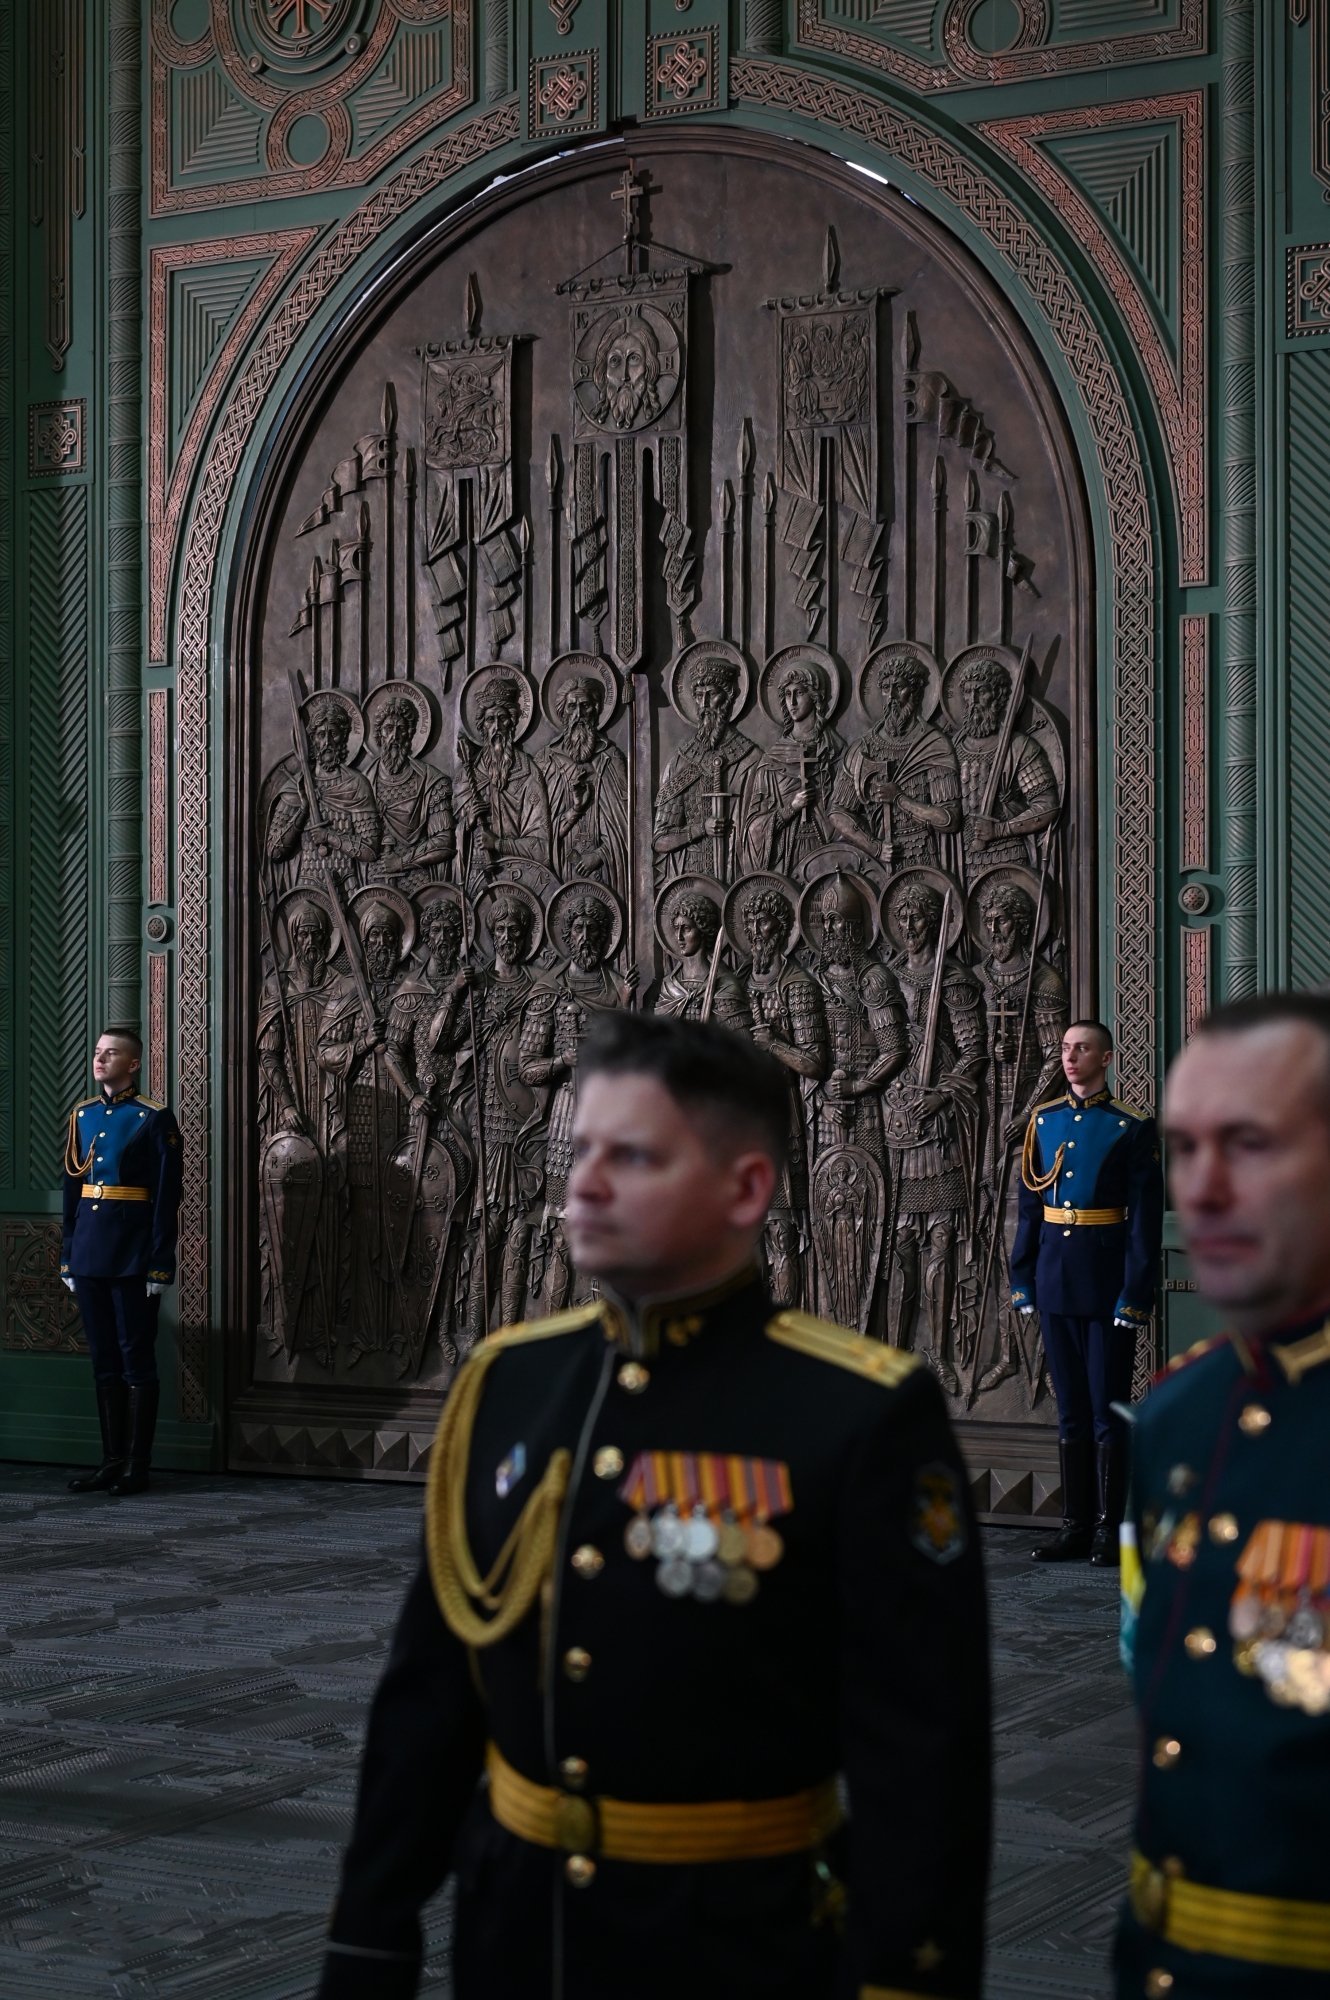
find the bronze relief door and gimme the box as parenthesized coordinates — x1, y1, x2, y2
(231, 136, 1092, 1481)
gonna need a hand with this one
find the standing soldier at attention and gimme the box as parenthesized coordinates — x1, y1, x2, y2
(317, 1012, 991, 2000)
(60, 1028, 183, 1498)
(1011, 1020, 1163, 1565)
(1118, 992, 1330, 1999)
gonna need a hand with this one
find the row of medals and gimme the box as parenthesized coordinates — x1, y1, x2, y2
(1230, 1583, 1330, 1715)
(624, 1501, 784, 1603)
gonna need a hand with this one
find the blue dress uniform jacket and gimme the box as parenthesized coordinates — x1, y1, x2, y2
(317, 1271, 991, 2000)
(1009, 1088, 1162, 1327)
(1117, 1317, 1330, 1997)
(61, 1085, 183, 1283)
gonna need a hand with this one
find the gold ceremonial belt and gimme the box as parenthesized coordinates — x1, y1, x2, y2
(1043, 1204, 1127, 1226)
(1131, 1852, 1330, 1973)
(485, 1742, 842, 1864)
(81, 1184, 150, 1202)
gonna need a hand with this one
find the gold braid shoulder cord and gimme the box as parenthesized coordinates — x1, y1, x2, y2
(1019, 1113, 1065, 1195)
(64, 1106, 95, 1180)
(426, 1340, 572, 1648)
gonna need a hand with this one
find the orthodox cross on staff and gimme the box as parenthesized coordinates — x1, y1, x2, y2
(610, 163, 646, 277)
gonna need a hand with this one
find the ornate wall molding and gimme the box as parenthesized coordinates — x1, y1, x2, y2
(980, 93, 1208, 586)
(1289, 0, 1330, 198)
(1288, 241, 1330, 338)
(28, 400, 86, 477)
(1180, 612, 1209, 871)
(1, 1219, 84, 1355)
(1182, 926, 1211, 1039)
(1222, 0, 1257, 1000)
(794, 0, 1206, 95)
(170, 101, 520, 1359)
(148, 687, 169, 907)
(148, 951, 169, 1107)
(730, 57, 1158, 1107)
(149, 228, 319, 661)
(149, 0, 473, 215)
(28, 0, 85, 371)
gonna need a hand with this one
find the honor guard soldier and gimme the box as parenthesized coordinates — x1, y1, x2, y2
(1118, 993, 1330, 1999)
(61, 1028, 183, 1497)
(317, 1012, 991, 2000)
(1011, 1019, 1163, 1564)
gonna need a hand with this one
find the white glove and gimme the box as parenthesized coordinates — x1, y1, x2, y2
(147, 1282, 163, 1298)
(1114, 1316, 1134, 1329)
(1018, 1306, 1034, 1316)
(62, 1275, 76, 1293)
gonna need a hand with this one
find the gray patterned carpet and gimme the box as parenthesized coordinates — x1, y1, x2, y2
(0, 1467, 1129, 1997)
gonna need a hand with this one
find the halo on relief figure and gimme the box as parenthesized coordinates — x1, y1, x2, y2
(547, 879, 625, 963)
(723, 873, 803, 961)
(363, 679, 436, 759)
(475, 879, 545, 957)
(667, 639, 751, 724)
(797, 865, 881, 954)
(459, 662, 537, 744)
(758, 644, 844, 729)
(653, 874, 725, 957)
(273, 884, 342, 967)
(966, 864, 1056, 955)
(412, 882, 470, 949)
(857, 641, 942, 725)
(299, 686, 365, 765)
(541, 651, 622, 731)
(348, 882, 417, 961)
(880, 866, 966, 955)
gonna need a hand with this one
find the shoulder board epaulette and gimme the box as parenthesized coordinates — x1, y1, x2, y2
(138, 1095, 166, 1111)
(72, 1095, 99, 1114)
(485, 1301, 603, 1352)
(764, 1309, 922, 1387)
(1152, 1333, 1226, 1385)
(1026, 1092, 1066, 1127)
(1111, 1097, 1150, 1121)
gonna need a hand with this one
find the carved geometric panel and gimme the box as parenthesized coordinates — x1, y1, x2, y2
(25, 486, 90, 1188)
(1287, 351, 1330, 989)
(28, 399, 86, 478)
(150, 2, 473, 215)
(1, 1218, 84, 1355)
(1288, 242, 1330, 338)
(646, 29, 720, 119)
(981, 95, 1208, 586)
(149, 230, 319, 661)
(528, 50, 600, 137)
(1042, 123, 1178, 344)
(798, 0, 1205, 93)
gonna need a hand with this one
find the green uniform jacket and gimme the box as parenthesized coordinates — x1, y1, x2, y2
(1118, 1314, 1330, 1998)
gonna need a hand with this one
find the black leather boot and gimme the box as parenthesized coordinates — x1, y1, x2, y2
(1090, 1439, 1127, 1566)
(107, 1383, 160, 1497)
(1032, 1439, 1093, 1561)
(68, 1379, 129, 1493)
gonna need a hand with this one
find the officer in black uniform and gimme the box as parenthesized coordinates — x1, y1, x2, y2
(61, 1027, 183, 1497)
(1010, 1019, 1163, 1564)
(317, 1012, 991, 2000)
(1117, 991, 1330, 1999)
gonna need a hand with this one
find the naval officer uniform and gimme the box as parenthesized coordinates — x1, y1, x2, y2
(1011, 1085, 1163, 1561)
(1118, 1315, 1330, 1996)
(317, 1267, 991, 2000)
(61, 1080, 183, 1495)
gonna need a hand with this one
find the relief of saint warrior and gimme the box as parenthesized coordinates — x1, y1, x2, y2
(738, 656, 847, 878)
(830, 650, 960, 873)
(265, 695, 380, 896)
(363, 695, 455, 894)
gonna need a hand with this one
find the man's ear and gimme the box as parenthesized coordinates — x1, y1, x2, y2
(728, 1150, 778, 1231)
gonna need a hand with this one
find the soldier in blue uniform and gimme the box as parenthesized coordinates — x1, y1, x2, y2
(1117, 991, 1330, 1999)
(317, 1012, 991, 2000)
(61, 1028, 183, 1497)
(1011, 1019, 1163, 1564)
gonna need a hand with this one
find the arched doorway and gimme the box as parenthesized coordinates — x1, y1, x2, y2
(225, 133, 1094, 1508)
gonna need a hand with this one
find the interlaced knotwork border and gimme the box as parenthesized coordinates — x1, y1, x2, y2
(730, 58, 1158, 1114)
(170, 102, 520, 1362)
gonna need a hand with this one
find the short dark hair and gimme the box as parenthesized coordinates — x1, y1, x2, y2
(1193, 991, 1330, 1046)
(578, 1012, 789, 1171)
(100, 1026, 143, 1058)
(1066, 1017, 1113, 1052)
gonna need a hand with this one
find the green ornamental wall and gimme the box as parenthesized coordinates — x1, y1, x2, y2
(0, 0, 1323, 1464)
